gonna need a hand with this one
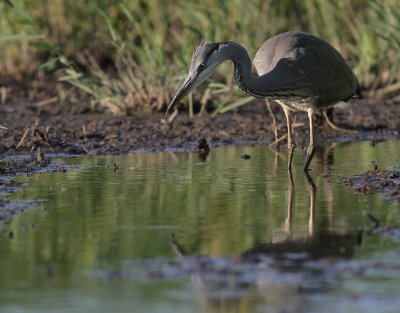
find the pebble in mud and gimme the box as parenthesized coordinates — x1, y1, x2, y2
(194, 137, 210, 160)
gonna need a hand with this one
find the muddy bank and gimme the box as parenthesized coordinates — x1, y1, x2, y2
(340, 169, 400, 202)
(1, 82, 399, 159)
(0, 157, 68, 223)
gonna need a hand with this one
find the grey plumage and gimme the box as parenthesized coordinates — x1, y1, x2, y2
(167, 31, 361, 171)
(253, 32, 360, 105)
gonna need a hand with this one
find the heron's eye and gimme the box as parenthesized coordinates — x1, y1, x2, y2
(198, 63, 206, 72)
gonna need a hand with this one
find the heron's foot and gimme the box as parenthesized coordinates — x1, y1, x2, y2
(303, 144, 316, 172)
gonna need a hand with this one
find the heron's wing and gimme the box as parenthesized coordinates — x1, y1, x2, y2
(256, 58, 313, 98)
(294, 35, 360, 103)
(254, 32, 360, 103)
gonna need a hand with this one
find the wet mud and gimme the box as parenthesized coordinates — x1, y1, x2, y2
(340, 169, 400, 202)
(1, 82, 399, 158)
(0, 157, 67, 222)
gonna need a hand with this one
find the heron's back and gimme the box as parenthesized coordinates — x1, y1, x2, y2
(253, 32, 360, 108)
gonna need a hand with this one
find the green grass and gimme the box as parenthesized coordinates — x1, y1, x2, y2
(1, 0, 400, 113)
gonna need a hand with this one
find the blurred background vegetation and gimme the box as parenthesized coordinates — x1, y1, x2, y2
(0, 0, 399, 113)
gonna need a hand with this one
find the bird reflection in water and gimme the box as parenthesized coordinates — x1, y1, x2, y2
(244, 169, 362, 262)
(170, 162, 362, 313)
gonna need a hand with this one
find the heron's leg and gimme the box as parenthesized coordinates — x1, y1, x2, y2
(283, 107, 295, 169)
(322, 110, 355, 133)
(265, 100, 279, 142)
(304, 108, 316, 171)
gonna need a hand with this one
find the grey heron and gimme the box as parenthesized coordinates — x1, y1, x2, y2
(167, 31, 361, 171)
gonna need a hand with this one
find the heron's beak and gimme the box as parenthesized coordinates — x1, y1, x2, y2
(166, 75, 196, 114)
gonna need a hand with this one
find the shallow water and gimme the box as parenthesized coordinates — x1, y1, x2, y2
(0, 140, 399, 313)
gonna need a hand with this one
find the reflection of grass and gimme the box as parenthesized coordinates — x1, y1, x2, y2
(1, 0, 400, 113)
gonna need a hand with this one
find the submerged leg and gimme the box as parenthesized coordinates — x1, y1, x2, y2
(283, 107, 295, 169)
(303, 108, 316, 171)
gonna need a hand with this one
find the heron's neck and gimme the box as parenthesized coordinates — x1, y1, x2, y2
(220, 42, 266, 98)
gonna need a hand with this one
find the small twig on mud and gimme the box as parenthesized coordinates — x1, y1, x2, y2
(80, 145, 89, 154)
(16, 127, 30, 149)
(364, 211, 381, 229)
(291, 115, 305, 129)
(199, 88, 210, 115)
(167, 108, 179, 127)
(30, 143, 36, 155)
(32, 121, 50, 147)
(0, 87, 9, 104)
(161, 109, 178, 127)
(45, 126, 50, 140)
(374, 81, 400, 99)
(37, 147, 44, 162)
(33, 96, 58, 107)
(292, 122, 305, 128)
(28, 120, 51, 161)
(269, 133, 287, 148)
(82, 125, 87, 139)
(188, 93, 193, 119)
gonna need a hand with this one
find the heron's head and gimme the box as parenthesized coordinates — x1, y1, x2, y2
(166, 41, 229, 113)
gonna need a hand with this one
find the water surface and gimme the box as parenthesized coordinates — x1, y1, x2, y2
(0, 140, 399, 313)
